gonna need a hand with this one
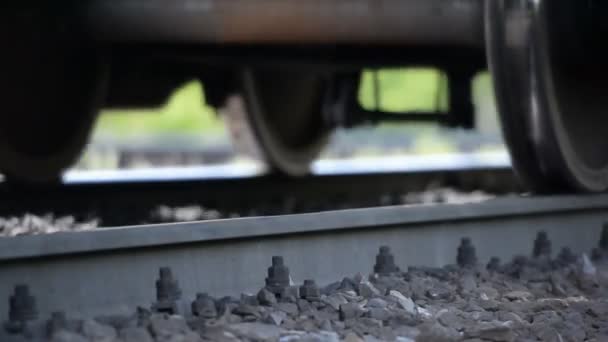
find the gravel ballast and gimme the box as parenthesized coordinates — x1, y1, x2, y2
(0, 188, 493, 237)
(0, 214, 98, 237)
(4, 232, 608, 342)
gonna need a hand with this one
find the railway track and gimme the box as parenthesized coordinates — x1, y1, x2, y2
(1, 193, 607, 341)
(0, 162, 517, 229)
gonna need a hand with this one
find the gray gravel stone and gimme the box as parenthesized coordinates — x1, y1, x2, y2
(393, 325, 420, 340)
(395, 337, 415, 342)
(119, 326, 153, 342)
(478, 285, 500, 300)
(149, 314, 190, 339)
(459, 274, 478, 294)
(415, 321, 461, 342)
(503, 290, 533, 302)
(0, 214, 98, 237)
(297, 299, 313, 313)
(464, 320, 514, 341)
(81, 319, 117, 342)
(436, 309, 467, 331)
(276, 302, 299, 317)
(343, 332, 364, 342)
(339, 303, 363, 321)
(280, 330, 340, 342)
(266, 311, 287, 326)
(227, 322, 284, 340)
(358, 281, 381, 299)
(322, 282, 342, 296)
(232, 303, 261, 318)
(389, 291, 416, 315)
(367, 308, 392, 321)
(199, 326, 240, 342)
(322, 294, 347, 311)
(172, 330, 204, 342)
(51, 330, 89, 342)
(366, 298, 388, 309)
(339, 278, 359, 293)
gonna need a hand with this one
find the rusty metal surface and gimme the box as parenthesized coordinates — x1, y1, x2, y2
(84, 0, 484, 46)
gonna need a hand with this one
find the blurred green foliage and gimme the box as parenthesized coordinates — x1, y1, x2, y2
(93, 82, 224, 139)
(93, 69, 494, 142)
(359, 68, 449, 113)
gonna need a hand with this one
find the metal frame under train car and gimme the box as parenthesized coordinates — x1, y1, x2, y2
(0, 0, 606, 192)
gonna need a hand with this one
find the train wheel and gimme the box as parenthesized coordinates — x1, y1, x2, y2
(0, 9, 107, 182)
(235, 68, 330, 176)
(486, 0, 608, 192)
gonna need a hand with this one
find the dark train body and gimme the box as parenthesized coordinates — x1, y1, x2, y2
(0, 1, 606, 192)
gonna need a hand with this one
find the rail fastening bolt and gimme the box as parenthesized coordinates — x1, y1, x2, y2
(556, 247, 577, 266)
(592, 248, 603, 261)
(4, 284, 38, 334)
(486, 257, 501, 272)
(265, 256, 290, 296)
(299, 279, 321, 301)
(191, 293, 217, 318)
(513, 255, 527, 265)
(533, 231, 552, 259)
(152, 267, 182, 314)
(600, 223, 608, 251)
(373, 246, 400, 276)
(46, 311, 68, 338)
(592, 224, 608, 261)
(457, 238, 477, 268)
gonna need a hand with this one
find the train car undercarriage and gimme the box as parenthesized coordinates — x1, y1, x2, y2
(0, 0, 606, 192)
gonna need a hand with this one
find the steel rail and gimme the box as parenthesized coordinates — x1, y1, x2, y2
(0, 165, 517, 227)
(0, 194, 606, 323)
(83, 0, 485, 46)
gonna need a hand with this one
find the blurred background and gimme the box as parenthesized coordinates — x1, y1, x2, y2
(74, 69, 507, 174)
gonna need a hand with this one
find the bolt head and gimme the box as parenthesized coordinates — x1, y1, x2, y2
(272, 256, 284, 266)
(159, 267, 172, 279)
